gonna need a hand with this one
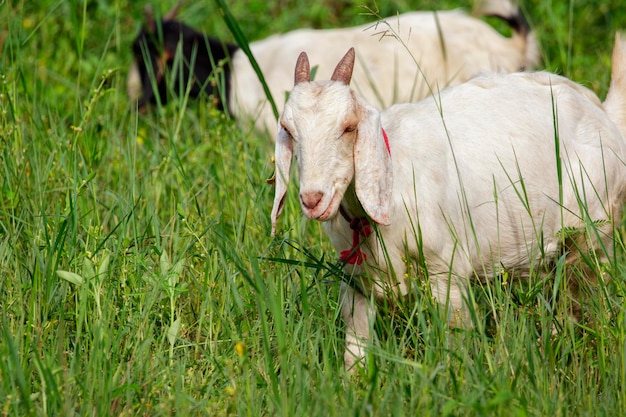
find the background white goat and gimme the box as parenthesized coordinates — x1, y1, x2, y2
(270, 35, 626, 370)
(129, 0, 539, 137)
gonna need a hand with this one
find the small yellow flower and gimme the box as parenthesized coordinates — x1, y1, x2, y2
(136, 127, 147, 145)
(225, 384, 236, 396)
(235, 341, 245, 357)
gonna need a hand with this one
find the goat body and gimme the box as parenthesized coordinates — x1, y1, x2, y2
(271, 35, 626, 370)
(129, 1, 538, 136)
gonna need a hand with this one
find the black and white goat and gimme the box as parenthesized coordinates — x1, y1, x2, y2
(270, 35, 626, 370)
(128, 0, 539, 136)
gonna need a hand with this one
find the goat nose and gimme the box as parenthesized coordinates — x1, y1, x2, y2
(300, 191, 324, 210)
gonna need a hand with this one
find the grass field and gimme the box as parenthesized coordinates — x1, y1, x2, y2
(2, 0, 626, 415)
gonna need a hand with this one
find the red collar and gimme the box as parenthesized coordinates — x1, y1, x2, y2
(338, 205, 372, 265)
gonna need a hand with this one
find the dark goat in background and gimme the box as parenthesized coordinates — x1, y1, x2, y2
(127, 2, 237, 111)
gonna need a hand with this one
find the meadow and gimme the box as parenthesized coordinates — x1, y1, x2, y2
(1, 0, 626, 415)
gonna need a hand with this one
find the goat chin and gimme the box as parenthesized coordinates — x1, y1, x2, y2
(272, 35, 626, 371)
(301, 192, 342, 221)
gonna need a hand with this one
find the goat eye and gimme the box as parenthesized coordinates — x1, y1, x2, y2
(343, 125, 356, 135)
(280, 122, 294, 138)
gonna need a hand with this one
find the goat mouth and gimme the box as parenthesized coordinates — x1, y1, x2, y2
(314, 193, 340, 221)
(302, 192, 340, 221)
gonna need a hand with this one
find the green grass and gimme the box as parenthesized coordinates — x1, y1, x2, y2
(1, 0, 626, 415)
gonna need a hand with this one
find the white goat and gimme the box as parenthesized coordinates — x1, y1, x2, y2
(271, 34, 626, 370)
(130, 0, 538, 137)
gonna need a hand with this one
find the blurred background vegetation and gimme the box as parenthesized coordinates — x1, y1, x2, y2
(4, 0, 626, 114)
(2, 1, 626, 415)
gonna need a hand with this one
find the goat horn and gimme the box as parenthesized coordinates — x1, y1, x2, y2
(331, 47, 355, 85)
(294, 52, 310, 85)
(164, 0, 184, 21)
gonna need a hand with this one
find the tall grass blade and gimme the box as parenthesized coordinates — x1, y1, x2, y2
(214, 0, 279, 120)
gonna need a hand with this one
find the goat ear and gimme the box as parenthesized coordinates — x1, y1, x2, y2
(294, 52, 310, 85)
(354, 98, 392, 225)
(271, 124, 294, 236)
(331, 47, 355, 85)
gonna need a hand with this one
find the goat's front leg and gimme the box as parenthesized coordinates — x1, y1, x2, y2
(340, 282, 376, 372)
(429, 273, 472, 328)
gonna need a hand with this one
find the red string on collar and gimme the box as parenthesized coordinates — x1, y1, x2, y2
(339, 207, 373, 265)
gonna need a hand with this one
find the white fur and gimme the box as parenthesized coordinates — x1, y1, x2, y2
(231, 1, 539, 136)
(271, 35, 626, 371)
